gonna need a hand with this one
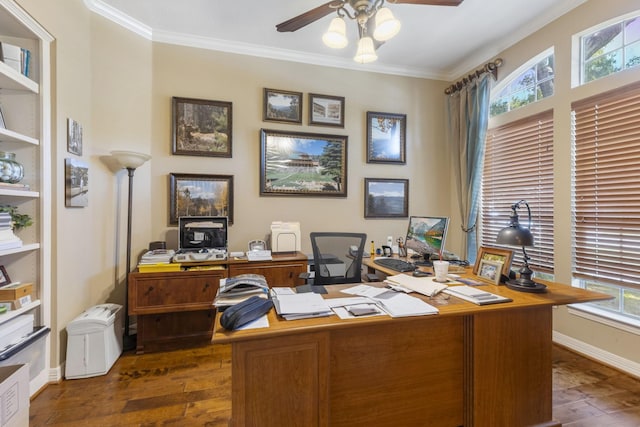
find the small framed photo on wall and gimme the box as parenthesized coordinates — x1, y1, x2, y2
(308, 93, 345, 127)
(366, 111, 406, 164)
(263, 88, 302, 124)
(172, 97, 233, 158)
(364, 178, 409, 218)
(67, 118, 83, 156)
(65, 158, 89, 207)
(169, 173, 234, 225)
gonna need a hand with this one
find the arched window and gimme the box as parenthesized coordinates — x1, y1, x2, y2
(489, 49, 554, 117)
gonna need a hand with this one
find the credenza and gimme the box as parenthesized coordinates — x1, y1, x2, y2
(128, 252, 307, 353)
(213, 266, 610, 427)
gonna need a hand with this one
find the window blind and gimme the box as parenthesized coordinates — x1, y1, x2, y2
(482, 111, 555, 273)
(572, 81, 640, 289)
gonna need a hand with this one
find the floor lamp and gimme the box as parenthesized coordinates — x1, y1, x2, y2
(111, 150, 151, 351)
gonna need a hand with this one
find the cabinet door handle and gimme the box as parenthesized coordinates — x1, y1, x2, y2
(144, 286, 154, 296)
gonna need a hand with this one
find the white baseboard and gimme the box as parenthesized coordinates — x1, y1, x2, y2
(553, 331, 640, 378)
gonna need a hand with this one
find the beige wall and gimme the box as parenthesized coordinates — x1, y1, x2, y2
(486, 0, 640, 364)
(14, 0, 640, 373)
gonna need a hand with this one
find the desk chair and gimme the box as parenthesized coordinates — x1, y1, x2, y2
(298, 232, 367, 293)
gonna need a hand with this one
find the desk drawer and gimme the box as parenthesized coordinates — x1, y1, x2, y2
(128, 270, 226, 315)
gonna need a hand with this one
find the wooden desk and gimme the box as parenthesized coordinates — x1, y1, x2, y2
(128, 252, 307, 353)
(213, 268, 610, 426)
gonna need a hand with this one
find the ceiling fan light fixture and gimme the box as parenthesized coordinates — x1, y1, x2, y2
(354, 36, 378, 63)
(373, 7, 401, 41)
(322, 17, 348, 49)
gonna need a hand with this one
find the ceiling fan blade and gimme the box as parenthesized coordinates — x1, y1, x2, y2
(392, 0, 464, 5)
(276, 1, 339, 33)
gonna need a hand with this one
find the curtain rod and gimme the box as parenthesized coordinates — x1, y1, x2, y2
(444, 58, 503, 95)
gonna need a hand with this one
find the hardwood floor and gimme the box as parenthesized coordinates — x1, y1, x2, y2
(29, 343, 640, 426)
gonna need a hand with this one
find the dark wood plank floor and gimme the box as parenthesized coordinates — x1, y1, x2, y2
(29, 343, 640, 426)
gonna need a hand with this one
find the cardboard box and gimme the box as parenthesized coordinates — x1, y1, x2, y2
(0, 364, 29, 427)
(0, 284, 32, 302)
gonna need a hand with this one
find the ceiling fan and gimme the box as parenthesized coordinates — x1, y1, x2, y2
(276, 0, 464, 63)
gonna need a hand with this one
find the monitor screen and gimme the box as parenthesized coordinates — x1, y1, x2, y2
(405, 216, 449, 256)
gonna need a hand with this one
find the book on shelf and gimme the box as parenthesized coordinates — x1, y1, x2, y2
(214, 274, 270, 310)
(0, 42, 31, 77)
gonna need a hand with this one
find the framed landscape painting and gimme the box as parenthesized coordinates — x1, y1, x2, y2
(172, 97, 232, 157)
(260, 129, 347, 197)
(364, 178, 409, 218)
(263, 88, 302, 124)
(169, 173, 234, 225)
(366, 111, 406, 164)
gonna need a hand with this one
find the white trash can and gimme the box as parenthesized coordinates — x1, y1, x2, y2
(65, 303, 123, 379)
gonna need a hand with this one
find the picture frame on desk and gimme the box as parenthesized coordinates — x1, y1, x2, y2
(366, 111, 406, 164)
(473, 246, 513, 277)
(0, 266, 10, 287)
(263, 88, 302, 124)
(308, 93, 344, 128)
(169, 173, 234, 225)
(477, 259, 502, 285)
(260, 129, 348, 197)
(364, 178, 408, 218)
(172, 96, 232, 158)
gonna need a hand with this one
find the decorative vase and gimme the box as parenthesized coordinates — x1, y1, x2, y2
(0, 152, 24, 184)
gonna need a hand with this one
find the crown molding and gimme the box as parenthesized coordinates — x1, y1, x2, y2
(84, 0, 152, 39)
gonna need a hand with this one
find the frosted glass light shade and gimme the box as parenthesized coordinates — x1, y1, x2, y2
(373, 7, 401, 41)
(111, 150, 151, 169)
(354, 36, 378, 63)
(322, 17, 348, 49)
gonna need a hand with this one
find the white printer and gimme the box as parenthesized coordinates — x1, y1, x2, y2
(65, 303, 123, 379)
(270, 221, 301, 253)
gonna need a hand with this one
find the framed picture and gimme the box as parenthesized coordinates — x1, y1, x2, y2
(366, 111, 406, 164)
(65, 158, 88, 208)
(67, 118, 83, 156)
(0, 266, 10, 287)
(169, 173, 234, 225)
(263, 88, 302, 124)
(477, 259, 503, 285)
(473, 246, 514, 277)
(364, 178, 408, 218)
(0, 106, 6, 129)
(260, 128, 347, 197)
(172, 96, 232, 157)
(309, 93, 345, 127)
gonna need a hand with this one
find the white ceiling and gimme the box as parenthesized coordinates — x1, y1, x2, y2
(88, 0, 587, 80)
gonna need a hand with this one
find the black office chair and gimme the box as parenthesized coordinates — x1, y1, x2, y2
(298, 232, 367, 293)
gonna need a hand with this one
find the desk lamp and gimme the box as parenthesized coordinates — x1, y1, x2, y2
(495, 199, 547, 293)
(111, 150, 151, 350)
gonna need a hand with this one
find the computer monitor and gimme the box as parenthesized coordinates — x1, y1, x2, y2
(405, 216, 449, 261)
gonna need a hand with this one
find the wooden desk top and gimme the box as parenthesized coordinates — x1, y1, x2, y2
(212, 268, 610, 344)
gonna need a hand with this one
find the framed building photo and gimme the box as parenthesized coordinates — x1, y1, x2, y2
(473, 246, 514, 277)
(67, 118, 83, 156)
(169, 173, 234, 225)
(172, 96, 232, 157)
(309, 93, 345, 127)
(263, 88, 302, 124)
(65, 158, 88, 207)
(477, 259, 503, 285)
(366, 111, 406, 164)
(364, 178, 408, 218)
(260, 129, 347, 197)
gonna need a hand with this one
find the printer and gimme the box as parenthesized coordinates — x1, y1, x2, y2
(270, 221, 301, 253)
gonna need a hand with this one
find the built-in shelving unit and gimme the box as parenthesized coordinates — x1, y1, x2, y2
(0, 0, 52, 396)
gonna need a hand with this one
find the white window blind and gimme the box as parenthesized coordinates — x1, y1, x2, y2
(572, 81, 640, 289)
(482, 111, 555, 273)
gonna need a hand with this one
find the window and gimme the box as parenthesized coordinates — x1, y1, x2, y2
(481, 111, 555, 274)
(490, 50, 555, 117)
(579, 14, 640, 85)
(571, 81, 640, 325)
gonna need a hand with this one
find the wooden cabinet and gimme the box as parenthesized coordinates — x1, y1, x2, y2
(0, 0, 52, 396)
(128, 252, 307, 353)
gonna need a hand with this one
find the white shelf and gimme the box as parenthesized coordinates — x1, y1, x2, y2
(0, 299, 40, 326)
(0, 188, 38, 197)
(0, 127, 39, 145)
(0, 242, 39, 257)
(0, 59, 38, 93)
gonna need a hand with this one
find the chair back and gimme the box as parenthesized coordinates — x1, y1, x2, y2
(310, 232, 367, 285)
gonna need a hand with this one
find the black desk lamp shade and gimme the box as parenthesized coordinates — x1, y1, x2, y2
(496, 200, 547, 293)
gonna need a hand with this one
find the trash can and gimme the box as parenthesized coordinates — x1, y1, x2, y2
(65, 303, 123, 379)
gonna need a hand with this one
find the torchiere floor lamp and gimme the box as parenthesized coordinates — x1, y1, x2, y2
(111, 150, 151, 351)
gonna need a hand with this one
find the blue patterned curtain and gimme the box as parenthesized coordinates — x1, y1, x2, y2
(445, 74, 492, 262)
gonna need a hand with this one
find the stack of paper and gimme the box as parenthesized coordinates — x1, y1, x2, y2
(271, 292, 333, 320)
(139, 249, 175, 265)
(444, 285, 512, 305)
(0, 212, 21, 251)
(384, 274, 448, 297)
(247, 249, 272, 261)
(372, 291, 439, 317)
